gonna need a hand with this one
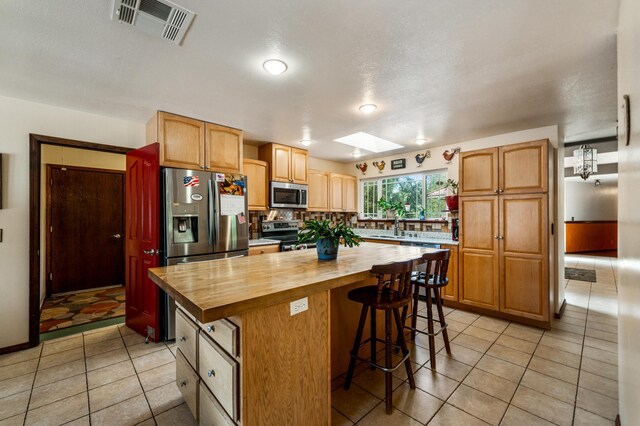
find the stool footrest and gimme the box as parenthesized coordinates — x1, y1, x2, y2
(350, 350, 411, 374)
(403, 312, 447, 336)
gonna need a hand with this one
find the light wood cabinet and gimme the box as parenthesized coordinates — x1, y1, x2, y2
(248, 244, 280, 256)
(308, 170, 330, 211)
(459, 196, 500, 310)
(147, 111, 243, 173)
(500, 194, 548, 321)
(259, 143, 308, 184)
(205, 123, 243, 173)
(440, 244, 459, 302)
(457, 139, 552, 326)
(243, 159, 269, 211)
(329, 173, 357, 212)
(459, 140, 548, 196)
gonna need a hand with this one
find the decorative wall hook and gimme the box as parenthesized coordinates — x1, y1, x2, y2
(442, 147, 461, 164)
(372, 161, 386, 173)
(415, 151, 431, 167)
(624, 94, 631, 146)
(355, 162, 368, 175)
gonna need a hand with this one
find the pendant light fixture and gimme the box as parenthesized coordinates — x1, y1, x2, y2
(573, 144, 598, 180)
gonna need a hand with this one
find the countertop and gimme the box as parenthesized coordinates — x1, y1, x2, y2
(249, 238, 280, 247)
(148, 243, 435, 323)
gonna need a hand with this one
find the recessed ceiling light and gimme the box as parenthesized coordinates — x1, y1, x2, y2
(263, 59, 288, 75)
(300, 139, 311, 146)
(352, 151, 362, 158)
(334, 132, 403, 153)
(415, 139, 428, 145)
(358, 104, 377, 114)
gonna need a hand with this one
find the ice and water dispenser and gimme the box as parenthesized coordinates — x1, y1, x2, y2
(171, 204, 199, 244)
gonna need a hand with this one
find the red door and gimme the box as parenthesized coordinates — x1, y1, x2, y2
(125, 143, 161, 342)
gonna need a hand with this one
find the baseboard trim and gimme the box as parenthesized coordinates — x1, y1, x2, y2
(0, 341, 32, 355)
(554, 299, 567, 319)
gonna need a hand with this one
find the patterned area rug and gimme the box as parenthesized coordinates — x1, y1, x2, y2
(40, 286, 125, 333)
(565, 267, 597, 283)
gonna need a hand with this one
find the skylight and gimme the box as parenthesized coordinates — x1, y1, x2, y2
(333, 132, 403, 153)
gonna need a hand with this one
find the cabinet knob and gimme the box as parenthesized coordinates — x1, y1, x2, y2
(494, 235, 499, 239)
(207, 369, 216, 378)
(499, 236, 504, 239)
(493, 189, 499, 193)
(179, 380, 187, 387)
(206, 325, 215, 333)
(499, 189, 504, 193)
(179, 336, 186, 342)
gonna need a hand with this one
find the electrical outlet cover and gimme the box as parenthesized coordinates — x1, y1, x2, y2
(290, 297, 309, 316)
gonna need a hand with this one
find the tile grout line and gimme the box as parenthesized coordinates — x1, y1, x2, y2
(121, 326, 158, 425)
(20, 343, 43, 426)
(83, 333, 93, 426)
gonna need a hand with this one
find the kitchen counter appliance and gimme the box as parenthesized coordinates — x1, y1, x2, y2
(260, 220, 315, 251)
(161, 168, 249, 339)
(270, 181, 308, 209)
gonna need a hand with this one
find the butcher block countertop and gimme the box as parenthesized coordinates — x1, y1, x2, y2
(148, 242, 434, 323)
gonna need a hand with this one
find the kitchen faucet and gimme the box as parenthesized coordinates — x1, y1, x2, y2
(394, 216, 400, 236)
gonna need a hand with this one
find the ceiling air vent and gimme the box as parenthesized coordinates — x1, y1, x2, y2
(112, 0, 195, 45)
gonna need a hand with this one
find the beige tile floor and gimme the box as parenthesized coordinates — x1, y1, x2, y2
(0, 254, 618, 425)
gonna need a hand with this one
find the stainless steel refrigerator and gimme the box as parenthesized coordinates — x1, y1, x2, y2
(161, 168, 249, 339)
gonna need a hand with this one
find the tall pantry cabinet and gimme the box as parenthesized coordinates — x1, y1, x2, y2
(458, 140, 554, 325)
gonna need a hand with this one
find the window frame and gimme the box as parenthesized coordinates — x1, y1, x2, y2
(359, 169, 448, 220)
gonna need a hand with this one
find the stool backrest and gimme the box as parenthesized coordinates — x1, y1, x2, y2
(421, 250, 451, 287)
(370, 258, 419, 303)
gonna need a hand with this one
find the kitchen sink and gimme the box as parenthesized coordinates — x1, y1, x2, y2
(367, 235, 404, 239)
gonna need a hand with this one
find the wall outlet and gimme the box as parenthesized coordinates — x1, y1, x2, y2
(290, 297, 308, 316)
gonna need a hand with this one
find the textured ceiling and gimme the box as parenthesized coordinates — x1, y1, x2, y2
(0, 1, 619, 161)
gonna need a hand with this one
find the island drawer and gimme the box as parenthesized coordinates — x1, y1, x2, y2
(199, 381, 236, 426)
(198, 333, 240, 421)
(176, 349, 199, 421)
(198, 318, 239, 357)
(176, 309, 198, 369)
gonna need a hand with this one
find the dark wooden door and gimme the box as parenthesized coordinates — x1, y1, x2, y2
(48, 165, 125, 294)
(125, 143, 161, 342)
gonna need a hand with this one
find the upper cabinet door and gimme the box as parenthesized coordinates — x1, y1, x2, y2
(272, 145, 291, 182)
(291, 148, 308, 184)
(157, 112, 205, 169)
(330, 174, 344, 211)
(499, 140, 548, 194)
(308, 170, 329, 211)
(243, 159, 269, 211)
(459, 148, 499, 196)
(343, 176, 357, 212)
(205, 123, 243, 174)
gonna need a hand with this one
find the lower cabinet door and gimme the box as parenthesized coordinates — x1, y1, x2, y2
(199, 381, 236, 426)
(440, 244, 458, 302)
(198, 333, 240, 421)
(176, 349, 199, 422)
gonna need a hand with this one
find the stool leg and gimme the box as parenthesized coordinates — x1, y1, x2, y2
(425, 287, 436, 369)
(370, 307, 376, 370)
(344, 304, 369, 390)
(395, 305, 409, 353)
(393, 308, 416, 389)
(434, 287, 451, 355)
(385, 309, 393, 414)
(411, 282, 420, 341)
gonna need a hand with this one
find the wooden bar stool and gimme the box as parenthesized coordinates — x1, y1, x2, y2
(399, 250, 452, 369)
(343, 258, 420, 414)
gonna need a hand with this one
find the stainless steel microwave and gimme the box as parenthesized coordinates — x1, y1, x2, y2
(270, 181, 308, 209)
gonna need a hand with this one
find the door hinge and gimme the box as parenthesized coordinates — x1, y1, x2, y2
(50, 178, 53, 186)
(50, 226, 53, 233)
(49, 273, 53, 281)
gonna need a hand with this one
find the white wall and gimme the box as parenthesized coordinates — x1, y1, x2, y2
(564, 181, 618, 221)
(0, 95, 144, 349)
(351, 125, 559, 181)
(617, 0, 640, 422)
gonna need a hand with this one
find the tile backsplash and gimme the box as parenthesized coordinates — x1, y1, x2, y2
(249, 210, 451, 239)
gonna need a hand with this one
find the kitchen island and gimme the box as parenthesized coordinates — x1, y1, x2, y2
(148, 243, 434, 425)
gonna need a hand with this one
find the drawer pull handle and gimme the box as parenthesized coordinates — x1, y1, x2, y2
(179, 336, 187, 342)
(179, 380, 187, 387)
(206, 325, 215, 333)
(207, 369, 216, 378)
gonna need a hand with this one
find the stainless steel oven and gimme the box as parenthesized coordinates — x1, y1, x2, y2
(270, 181, 308, 209)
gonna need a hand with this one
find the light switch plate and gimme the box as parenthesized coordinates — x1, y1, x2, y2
(290, 297, 308, 316)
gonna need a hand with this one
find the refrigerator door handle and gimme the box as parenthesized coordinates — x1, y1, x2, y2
(210, 179, 220, 246)
(208, 179, 214, 246)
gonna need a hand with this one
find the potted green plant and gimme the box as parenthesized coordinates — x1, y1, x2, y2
(297, 220, 364, 260)
(418, 206, 426, 221)
(437, 178, 459, 211)
(377, 197, 393, 218)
